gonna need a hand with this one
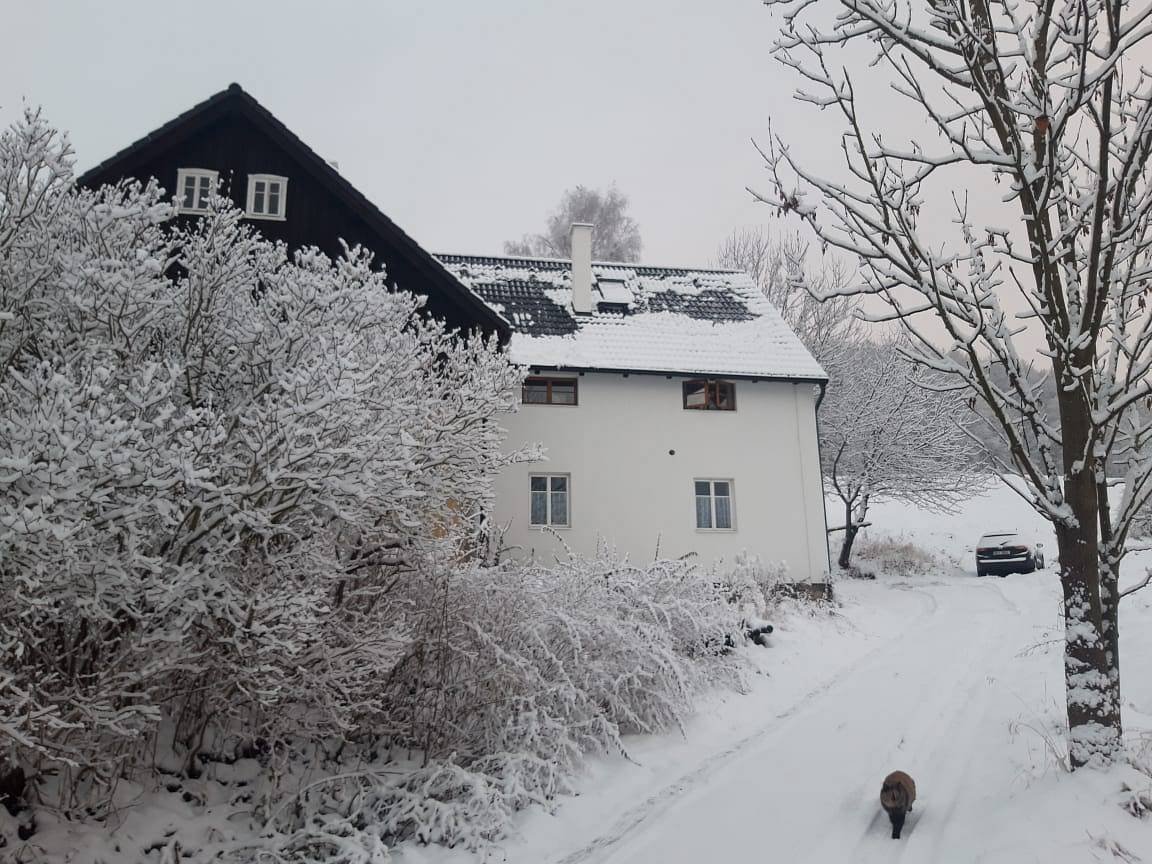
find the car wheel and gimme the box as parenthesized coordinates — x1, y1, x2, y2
(999, 572, 1008, 578)
(976, 566, 986, 577)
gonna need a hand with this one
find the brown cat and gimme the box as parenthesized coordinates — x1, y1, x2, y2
(880, 771, 916, 839)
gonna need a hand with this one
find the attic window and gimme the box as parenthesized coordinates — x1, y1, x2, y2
(246, 174, 288, 220)
(176, 168, 218, 212)
(595, 276, 633, 313)
(683, 379, 736, 411)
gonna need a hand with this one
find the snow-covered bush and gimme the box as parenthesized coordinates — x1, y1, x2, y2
(853, 535, 947, 579)
(713, 552, 789, 616)
(0, 109, 522, 818)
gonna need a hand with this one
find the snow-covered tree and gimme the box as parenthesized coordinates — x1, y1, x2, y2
(822, 339, 984, 569)
(715, 226, 861, 365)
(505, 184, 642, 261)
(0, 108, 525, 810)
(756, 0, 1152, 766)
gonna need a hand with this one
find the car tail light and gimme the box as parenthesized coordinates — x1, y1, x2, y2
(977, 547, 992, 555)
(1008, 545, 1028, 554)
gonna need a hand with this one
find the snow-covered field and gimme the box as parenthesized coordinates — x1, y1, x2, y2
(411, 479, 1152, 864)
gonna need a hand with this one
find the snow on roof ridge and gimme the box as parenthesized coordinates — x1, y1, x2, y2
(434, 251, 746, 276)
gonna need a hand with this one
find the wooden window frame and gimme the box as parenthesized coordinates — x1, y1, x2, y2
(682, 379, 736, 411)
(246, 174, 288, 221)
(175, 168, 219, 213)
(529, 473, 571, 528)
(694, 478, 735, 531)
(522, 376, 579, 406)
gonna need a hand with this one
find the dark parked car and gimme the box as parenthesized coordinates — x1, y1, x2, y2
(976, 531, 1045, 577)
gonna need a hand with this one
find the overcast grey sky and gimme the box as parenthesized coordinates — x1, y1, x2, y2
(0, 1, 852, 267)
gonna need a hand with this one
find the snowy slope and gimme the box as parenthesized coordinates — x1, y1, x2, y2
(411, 479, 1152, 864)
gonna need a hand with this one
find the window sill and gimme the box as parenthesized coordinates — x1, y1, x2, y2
(530, 524, 571, 531)
(695, 528, 737, 534)
(245, 212, 288, 222)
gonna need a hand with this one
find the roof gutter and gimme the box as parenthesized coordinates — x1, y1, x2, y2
(525, 364, 829, 385)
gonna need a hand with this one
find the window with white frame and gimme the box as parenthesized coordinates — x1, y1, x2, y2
(246, 174, 288, 219)
(695, 479, 734, 530)
(530, 475, 570, 527)
(175, 169, 218, 213)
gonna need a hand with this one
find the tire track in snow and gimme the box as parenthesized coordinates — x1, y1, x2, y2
(549, 587, 940, 864)
(803, 582, 1011, 863)
(559, 578, 1025, 864)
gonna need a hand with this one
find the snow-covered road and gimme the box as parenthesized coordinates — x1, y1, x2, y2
(554, 577, 1048, 864)
(414, 482, 1152, 864)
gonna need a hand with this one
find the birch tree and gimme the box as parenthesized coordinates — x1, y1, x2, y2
(755, 0, 1152, 766)
(505, 185, 642, 261)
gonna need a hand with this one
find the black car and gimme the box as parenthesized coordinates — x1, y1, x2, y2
(975, 530, 1046, 577)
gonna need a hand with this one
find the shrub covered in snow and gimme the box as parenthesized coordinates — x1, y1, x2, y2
(852, 535, 947, 579)
(0, 109, 522, 819)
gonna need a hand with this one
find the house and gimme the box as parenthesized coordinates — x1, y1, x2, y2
(438, 227, 830, 577)
(81, 86, 830, 579)
(77, 84, 508, 341)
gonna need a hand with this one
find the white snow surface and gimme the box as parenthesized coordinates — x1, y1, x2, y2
(436, 255, 828, 380)
(408, 479, 1152, 864)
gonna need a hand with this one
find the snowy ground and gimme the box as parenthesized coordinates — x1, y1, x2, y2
(411, 479, 1152, 864)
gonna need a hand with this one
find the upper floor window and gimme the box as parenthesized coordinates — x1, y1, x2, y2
(523, 376, 578, 405)
(176, 168, 218, 213)
(683, 379, 736, 411)
(695, 479, 734, 530)
(246, 174, 288, 220)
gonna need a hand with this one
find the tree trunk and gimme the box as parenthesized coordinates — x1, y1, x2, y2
(837, 495, 868, 569)
(838, 523, 859, 569)
(1056, 394, 1122, 768)
(1096, 477, 1123, 745)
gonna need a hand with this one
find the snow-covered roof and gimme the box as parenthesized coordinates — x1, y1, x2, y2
(435, 253, 827, 381)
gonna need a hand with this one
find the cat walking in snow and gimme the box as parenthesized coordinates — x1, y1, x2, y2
(880, 771, 916, 839)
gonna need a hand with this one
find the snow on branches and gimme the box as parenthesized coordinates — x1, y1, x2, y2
(755, 0, 1152, 765)
(0, 108, 523, 815)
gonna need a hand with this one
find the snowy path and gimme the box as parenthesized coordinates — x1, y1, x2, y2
(550, 578, 1050, 864)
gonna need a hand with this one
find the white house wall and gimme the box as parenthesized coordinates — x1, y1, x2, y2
(493, 372, 830, 579)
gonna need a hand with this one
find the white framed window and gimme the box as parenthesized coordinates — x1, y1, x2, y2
(175, 168, 219, 213)
(530, 474, 570, 528)
(695, 479, 735, 530)
(246, 174, 288, 220)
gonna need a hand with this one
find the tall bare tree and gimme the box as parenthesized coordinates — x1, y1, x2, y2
(756, 0, 1152, 766)
(505, 185, 642, 262)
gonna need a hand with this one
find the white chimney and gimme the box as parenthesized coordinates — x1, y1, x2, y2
(570, 223, 593, 314)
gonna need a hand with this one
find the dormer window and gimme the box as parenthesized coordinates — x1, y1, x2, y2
(246, 174, 287, 220)
(175, 168, 218, 213)
(683, 379, 736, 411)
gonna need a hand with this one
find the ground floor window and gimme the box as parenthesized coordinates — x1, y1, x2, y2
(695, 479, 734, 530)
(530, 474, 570, 527)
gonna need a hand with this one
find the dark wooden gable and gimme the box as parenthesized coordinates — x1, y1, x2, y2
(78, 84, 509, 341)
